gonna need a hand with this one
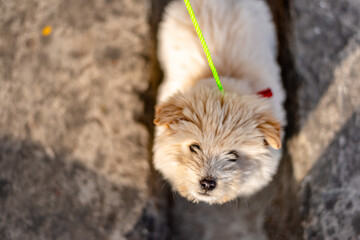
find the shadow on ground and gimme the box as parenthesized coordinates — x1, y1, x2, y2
(0, 136, 142, 239)
(1, 0, 359, 239)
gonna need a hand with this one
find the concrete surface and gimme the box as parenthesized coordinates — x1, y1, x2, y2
(1, 0, 359, 239)
(289, 0, 360, 239)
(0, 0, 168, 239)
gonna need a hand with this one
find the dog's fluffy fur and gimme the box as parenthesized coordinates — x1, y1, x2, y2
(153, 0, 286, 204)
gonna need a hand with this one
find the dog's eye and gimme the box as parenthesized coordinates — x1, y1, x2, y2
(189, 144, 201, 153)
(227, 151, 239, 162)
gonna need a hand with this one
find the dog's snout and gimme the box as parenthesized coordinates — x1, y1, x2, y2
(200, 178, 216, 191)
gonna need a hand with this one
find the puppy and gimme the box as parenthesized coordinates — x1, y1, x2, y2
(153, 0, 286, 204)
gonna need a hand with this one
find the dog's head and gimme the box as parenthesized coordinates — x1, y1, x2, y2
(153, 87, 282, 204)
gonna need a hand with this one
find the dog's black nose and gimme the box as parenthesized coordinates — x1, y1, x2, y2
(200, 178, 216, 191)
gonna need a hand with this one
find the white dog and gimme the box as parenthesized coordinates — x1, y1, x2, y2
(153, 0, 286, 204)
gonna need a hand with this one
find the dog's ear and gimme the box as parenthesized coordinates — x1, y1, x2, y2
(257, 113, 281, 149)
(154, 97, 187, 126)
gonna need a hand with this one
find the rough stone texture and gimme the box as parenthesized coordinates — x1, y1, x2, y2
(2, 0, 359, 239)
(289, 0, 360, 239)
(290, 0, 360, 180)
(300, 111, 360, 239)
(0, 0, 169, 239)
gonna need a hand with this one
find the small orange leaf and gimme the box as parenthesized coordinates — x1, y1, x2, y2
(42, 25, 52, 36)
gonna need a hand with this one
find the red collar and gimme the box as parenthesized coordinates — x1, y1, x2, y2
(256, 88, 273, 98)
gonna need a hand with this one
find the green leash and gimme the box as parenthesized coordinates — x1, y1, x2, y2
(183, 0, 224, 93)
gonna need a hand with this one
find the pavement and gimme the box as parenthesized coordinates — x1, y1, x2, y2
(0, 0, 359, 239)
(289, 0, 360, 239)
(1, 0, 157, 239)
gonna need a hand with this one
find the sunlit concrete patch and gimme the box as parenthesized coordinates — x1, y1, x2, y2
(0, 0, 160, 238)
(290, 1, 360, 238)
(289, 37, 360, 181)
(300, 110, 360, 239)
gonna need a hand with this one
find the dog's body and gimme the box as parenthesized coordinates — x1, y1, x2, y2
(153, 0, 286, 204)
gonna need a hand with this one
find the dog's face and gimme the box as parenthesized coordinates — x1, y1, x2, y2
(153, 87, 281, 204)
